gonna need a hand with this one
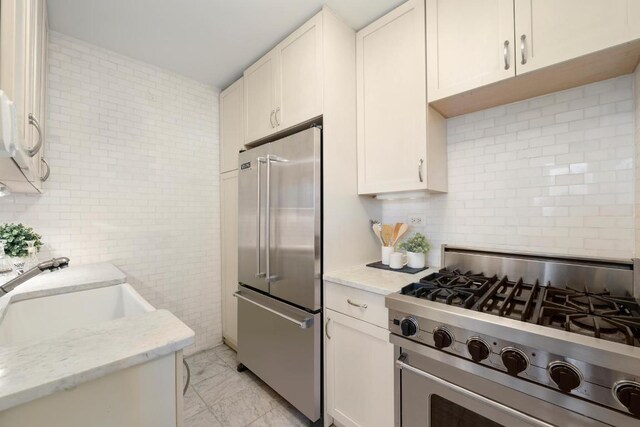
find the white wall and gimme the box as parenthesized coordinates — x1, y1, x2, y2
(635, 66, 640, 292)
(0, 32, 221, 355)
(384, 76, 636, 267)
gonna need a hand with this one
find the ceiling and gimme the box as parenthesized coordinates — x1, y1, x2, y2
(48, 0, 405, 89)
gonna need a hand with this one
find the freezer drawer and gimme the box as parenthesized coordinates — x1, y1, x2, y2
(235, 286, 321, 422)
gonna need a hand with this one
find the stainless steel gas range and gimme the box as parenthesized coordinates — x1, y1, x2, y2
(386, 246, 640, 427)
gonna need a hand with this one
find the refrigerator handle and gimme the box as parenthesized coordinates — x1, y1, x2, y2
(256, 157, 266, 279)
(234, 291, 314, 328)
(265, 155, 271, 283)
(265, 154, 287, 283)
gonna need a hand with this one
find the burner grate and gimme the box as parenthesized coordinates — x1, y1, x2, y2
(536, 286, 640, 346)
(473, 277, 541, 321)
(400, 269, 497, 308)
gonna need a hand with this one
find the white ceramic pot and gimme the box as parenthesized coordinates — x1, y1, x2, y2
(407, 251, 426, 269)
(381, 246, 394, 265)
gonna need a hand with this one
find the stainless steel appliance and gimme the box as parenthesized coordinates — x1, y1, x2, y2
(236, 127, 321, 422)
(386, 246, 640, 427)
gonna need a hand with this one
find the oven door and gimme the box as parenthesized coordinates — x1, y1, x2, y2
(393, 337, 614, 427)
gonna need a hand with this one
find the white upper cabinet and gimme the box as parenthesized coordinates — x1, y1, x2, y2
(427, 0, 515, 102)
(357, 0, 446, 195)
(515, 0, 640, 74)
(244, 50, 278, 143)
(220, 78, 245, 173)
(243, 11, 324, 144)
(276, 13, 323, 130)
(428, 0, 640, 115)
(0, 0, 48, 192)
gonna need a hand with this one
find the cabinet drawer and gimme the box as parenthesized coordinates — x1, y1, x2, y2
(325, 281, 387, 329)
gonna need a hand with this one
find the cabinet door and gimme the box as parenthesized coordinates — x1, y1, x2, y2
(515, 0, 640, 74)
(426, 0, 515, 102)
(276, 12, 323, 130)
(220, 78, 244, 173)
(356, 0, 428, 195)
(0, 0, 30, 166)
(244, 50, 278, 144)
(221, 170, 239, 348)
(25, 0, 46, 188)
(325, 309, 394, 427)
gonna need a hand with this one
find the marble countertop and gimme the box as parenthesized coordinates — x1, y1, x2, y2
(0, 263, 194, 412)
(323, 263, 440, 295)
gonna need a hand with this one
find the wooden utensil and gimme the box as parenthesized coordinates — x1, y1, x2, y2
(372, 223, 384, 245)
(391, 223, 402, 247)
(393, 223, 409, 245)
(382, 224, 394, 247)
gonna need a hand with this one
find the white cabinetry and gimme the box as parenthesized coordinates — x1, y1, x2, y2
(221, 170, 239, 349)
(244, 50, 278, 143)
(276, 14, 323, 130)
(324, 282, 394, 427)
(220, 78, 244, 173)
(356, 0, 446, 196)
(427, 0, 515, 101)
(0, 0, 48, 193)
(514, 0, 640, 74)
(243, 12, 323, 144)
(428, 0, 640, 116)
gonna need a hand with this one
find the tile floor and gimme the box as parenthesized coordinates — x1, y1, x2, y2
(183, 344, 311, 426)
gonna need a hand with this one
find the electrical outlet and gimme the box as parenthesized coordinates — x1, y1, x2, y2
(408, 214, 425, 226)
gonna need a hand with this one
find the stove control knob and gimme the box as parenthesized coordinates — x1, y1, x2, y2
(400, 317, 418, 337)
(548, 361, 582, 393)
(613, 381, 640, 417)
(467, 337, 491, 362)
(501, 347, 529, 376)
(432, 327, 453, 349)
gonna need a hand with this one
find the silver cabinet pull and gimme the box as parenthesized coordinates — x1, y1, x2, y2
(274, 107, 280, 126)
(520, 34, 527, 65)
(503, 40, 510, 70)
(269, 110, 275, 128)
(255, 157, 266, 279)
(418, 158, 424, 183)
(326, 317, 331, 339)
(347, 299, 368, 309)
(40, 158, 50, 182)
(27, 114, 42, 157)
(234, 291, 314, 329)
(396, 355, 554, 427)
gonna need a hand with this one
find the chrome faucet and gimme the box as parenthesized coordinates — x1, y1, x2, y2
(0, 257, 70, 295)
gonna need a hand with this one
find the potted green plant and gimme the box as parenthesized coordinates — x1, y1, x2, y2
(398, 232, 430, 269)
(0, 223, 42, 273)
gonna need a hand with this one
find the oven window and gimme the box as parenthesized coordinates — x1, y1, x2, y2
(431, 395, 504, 427)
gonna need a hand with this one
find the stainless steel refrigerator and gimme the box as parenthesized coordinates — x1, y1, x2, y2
(236, 127, 321, 422)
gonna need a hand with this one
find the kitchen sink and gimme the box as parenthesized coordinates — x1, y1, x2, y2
(0, 283, 154, 346)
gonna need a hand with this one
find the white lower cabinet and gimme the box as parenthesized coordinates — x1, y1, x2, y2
(325, 308, 394, 427)
(0, 352, 183, 427)
(221, 170, 239, 349)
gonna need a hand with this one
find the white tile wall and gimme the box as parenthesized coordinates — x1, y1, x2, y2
(0, 32, 221, 355)
(384, 76, 636, 267)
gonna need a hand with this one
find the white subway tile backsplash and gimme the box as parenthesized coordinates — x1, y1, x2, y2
(384, 76, 636, 267)
(0, 33, 221, 355)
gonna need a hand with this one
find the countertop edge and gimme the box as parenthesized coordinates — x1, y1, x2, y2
(0, 309, 195, 412)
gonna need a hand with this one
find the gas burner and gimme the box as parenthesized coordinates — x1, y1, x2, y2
(536, 287, 640, 346)
(400, 269, 497, 308)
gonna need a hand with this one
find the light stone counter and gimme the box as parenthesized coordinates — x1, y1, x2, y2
(0, 263, 194, 412)
(323, 263, 440, 296)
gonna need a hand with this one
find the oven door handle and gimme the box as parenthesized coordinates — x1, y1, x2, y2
(396, 355, 554, 427)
